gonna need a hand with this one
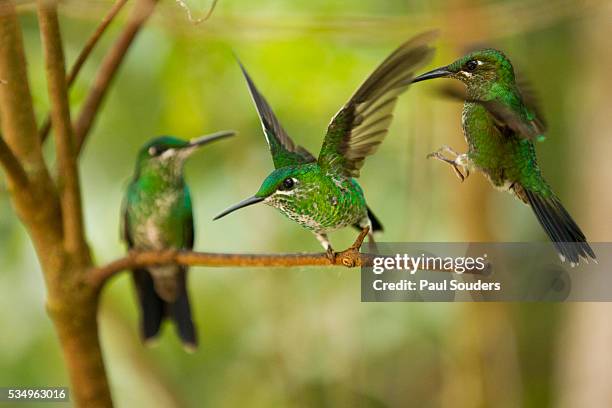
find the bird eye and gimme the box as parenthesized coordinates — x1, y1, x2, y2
(464, 60, 478, 72)
(281, 177, 295, 190)
(148, 146, 167, 157)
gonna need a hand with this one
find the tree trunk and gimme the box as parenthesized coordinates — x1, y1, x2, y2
(47, 272, 113, 407)
(0, 2, 113, 405)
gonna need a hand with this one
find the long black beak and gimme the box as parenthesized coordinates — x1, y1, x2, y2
(412, 67, 452, 83)
(213, 196, 265, 220)
(188, 130, 236, 148)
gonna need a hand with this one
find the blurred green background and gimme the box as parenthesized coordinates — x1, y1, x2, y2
(1, 0, 611, 406)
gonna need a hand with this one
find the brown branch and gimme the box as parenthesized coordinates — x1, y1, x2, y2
(38, 0, 87, 255)
(89, 249, 483, 289)
(0, 136, 29, 188)
(91, 250, 351, 288)
(89, 229, 485, 290)
(0, 1, 61, 236)
(66, 0, 131, 89)
(39, 0, 129, 142)
(90, 228, 367, 288)
(1, 4, 110, 406)
(0, 1, 46, 170)
(73, 0, 157, 153)
(0, 1, 62, 249)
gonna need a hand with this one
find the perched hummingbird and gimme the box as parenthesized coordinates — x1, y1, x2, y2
(214, 32, 436, 257)
(411, 49, 595, 264)
(122, 130, 235, 350)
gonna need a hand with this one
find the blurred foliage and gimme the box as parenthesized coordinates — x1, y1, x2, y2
(1, 0, 610, 407)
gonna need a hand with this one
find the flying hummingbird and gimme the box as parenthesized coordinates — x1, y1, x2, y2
(213, 32, 436, 258)
(122, 130, 235, 350)
(411, 48, 595, 265)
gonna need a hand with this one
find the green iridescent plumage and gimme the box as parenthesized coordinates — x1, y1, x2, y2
(254, 163, 368, 233)
(215, 32, 436, 254)
(123, 131, 234, 350)
(412, 48, 595, 264)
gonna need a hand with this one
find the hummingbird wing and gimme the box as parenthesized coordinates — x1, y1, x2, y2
(174, 194, 197, 349)
(480, 96, 546, 142)
(317, 31, 436, 177)
(436, 82, 546, 141)
(515, 77, 547, 130)
(237, 60, 316, 169)
(121, 191, 134, 248)
(183, 196, 194, 250)
(121, 192, 166, 341)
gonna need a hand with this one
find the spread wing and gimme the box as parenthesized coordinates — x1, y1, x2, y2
(436, 78, 546, 142)
(317, 31, 437, 177)
(237, 60, 316, 169)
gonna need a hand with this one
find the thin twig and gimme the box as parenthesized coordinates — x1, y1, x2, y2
(0, 136, 29, 188)
(90, 250, 345, 288)
(174, 0, 218, 24)
(38, 0, 87, 254)
(89, 250, 480, 289)
(39, 0, 129, 142)
(88, 230, 481, 289)
(65, 0, 131, 88)
(73, 0, 157, 153)
(89, 228, 366, 287)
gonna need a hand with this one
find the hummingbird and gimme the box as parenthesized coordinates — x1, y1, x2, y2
(214, 32, 436, 258)
(122, 130, 235, 350)
(411, 48, 595, 265)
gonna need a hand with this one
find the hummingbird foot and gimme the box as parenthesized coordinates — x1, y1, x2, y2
(326, 246, 336, 263)
(315, 233, 336, 263)
(334, 227, 370, 267)
(316, 229, 369, 266)
(427, 145, 470, 182)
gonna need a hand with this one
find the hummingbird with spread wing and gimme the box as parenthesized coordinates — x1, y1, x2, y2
(123, 130, 235, 351)
(214, 32, 436, 258)
(411, 49, 595, 265)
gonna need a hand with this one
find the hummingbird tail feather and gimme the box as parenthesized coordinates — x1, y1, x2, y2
(166, 269, 197, 351)
(366, 206, 383, 232)
(133, 269, 165, 343)
(353, 206, 383, 234)
(133, 269, 198, 351)
(523, 187, 596, 264)
(352, 207, 382, 252)
(168, 286, 198, 352)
